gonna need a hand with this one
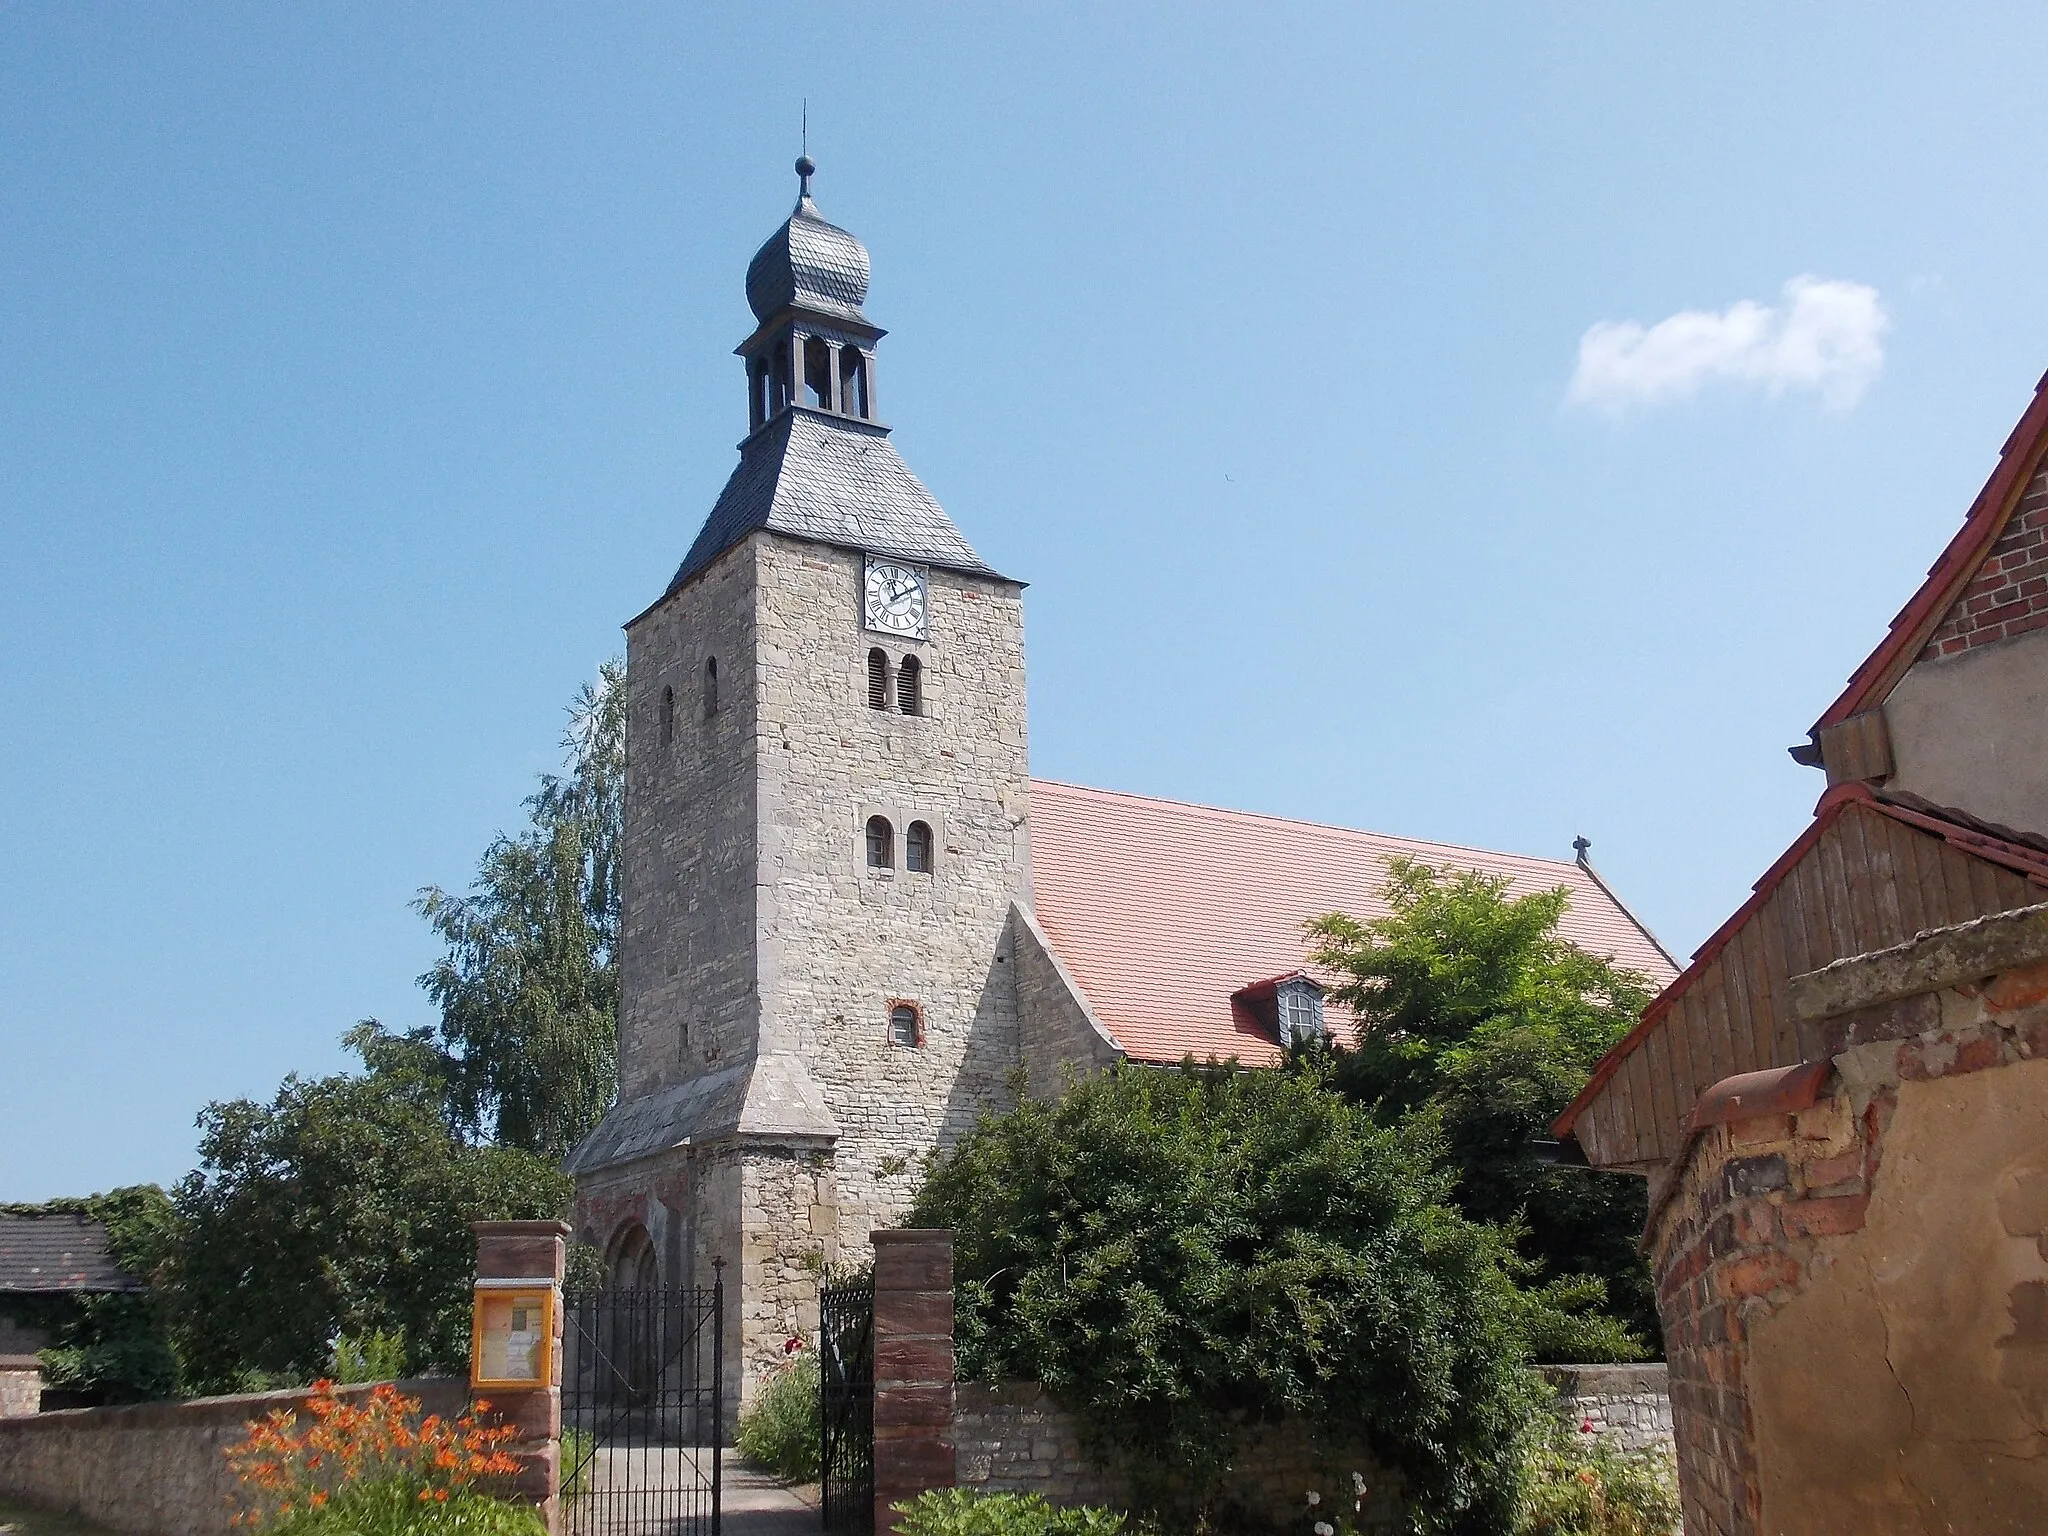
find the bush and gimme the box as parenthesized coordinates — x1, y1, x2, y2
(1516, 1419, 1681, 1536)
(735, 1352, 821, 1482)
(328, 1328, 408, 1385)
(910, 1061, 1544, 1534)
(268, 1484, 544, 1536)
(891, 1488, 1134, 1536)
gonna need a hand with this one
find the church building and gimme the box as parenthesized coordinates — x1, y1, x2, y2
(566, 161, 1677, 1397)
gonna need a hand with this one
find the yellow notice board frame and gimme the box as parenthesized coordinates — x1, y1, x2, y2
(470, 1283, 556, 1390)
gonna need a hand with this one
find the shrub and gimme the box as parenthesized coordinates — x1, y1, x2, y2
(328, 1328, 408, 1385)
(735, 1352, 821, 1482)
(225, 1379, 527, 1530)
(910, 1061, 1544, 1534)
(891, 1488, 1134, 1536)
(1516, 1419, 1681, 1536)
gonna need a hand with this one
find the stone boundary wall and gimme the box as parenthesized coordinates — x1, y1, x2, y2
(0, 1378, 467, 1536)
(955, 1367, 1670, 1530)
(1534, 1363, 1672, 1454)
(0, 1361, 38, 1420)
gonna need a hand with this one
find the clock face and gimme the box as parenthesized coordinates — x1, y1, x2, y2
(864, 559, 928, 639)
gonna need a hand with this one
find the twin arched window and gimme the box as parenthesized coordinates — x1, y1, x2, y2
(865, 815, 935, 874)
(867, 650, 923, 715)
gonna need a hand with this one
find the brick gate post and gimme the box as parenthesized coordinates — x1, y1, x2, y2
(871, 1229, 956, 1534)
(471, 1219, 569, 1533)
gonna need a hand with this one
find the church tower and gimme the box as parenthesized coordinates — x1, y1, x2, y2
(568, 160, 1031, 1398)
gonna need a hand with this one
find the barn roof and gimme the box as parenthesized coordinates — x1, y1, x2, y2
(1026, 779, 1679, 1067)
(1553, 782, 2048, 1159)
(0, 1214, 140, 1294)
(1810, 369, 2048, 736)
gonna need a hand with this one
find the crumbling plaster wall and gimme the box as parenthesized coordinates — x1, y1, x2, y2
(1649, 905, 2048, 1536)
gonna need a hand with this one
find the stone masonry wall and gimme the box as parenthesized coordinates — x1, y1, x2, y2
(0, 1366, 37, 1420)
(619, 538, 761, 1098)
(1534, 1364, 1673, 1455)
(956, 1371, 1668, 1530)
(1649, 926, 2048, 1536)
(1010, 906, 1121, 1100)
(0, 1379, 467, 1536)
(752, 536, 1029, 1239)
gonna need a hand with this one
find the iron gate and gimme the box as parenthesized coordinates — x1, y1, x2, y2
(818, 1278, 874, 1532)
(560, 1264, 724, 1536)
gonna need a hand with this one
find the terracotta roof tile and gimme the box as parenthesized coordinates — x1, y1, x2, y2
(1026, 780, 1680, 1066)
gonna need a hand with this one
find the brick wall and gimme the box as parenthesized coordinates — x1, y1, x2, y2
(1649, 905, 2048, 1536)
(1921, 465, 2048, 660)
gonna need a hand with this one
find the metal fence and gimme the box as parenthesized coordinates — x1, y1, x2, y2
(560, 1269, 724, 1536)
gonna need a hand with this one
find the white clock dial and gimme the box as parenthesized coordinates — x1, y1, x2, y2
(864, 560, 928, 639)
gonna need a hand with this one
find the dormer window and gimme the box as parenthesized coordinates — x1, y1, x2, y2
(1276, 978, 1326, 1046)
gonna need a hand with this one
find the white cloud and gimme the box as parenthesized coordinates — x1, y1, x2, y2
(1567, 276, 1888, 414)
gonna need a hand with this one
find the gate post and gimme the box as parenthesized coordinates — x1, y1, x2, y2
(871, 1229, 955, 1534)
(471, 1219, 570, 1533)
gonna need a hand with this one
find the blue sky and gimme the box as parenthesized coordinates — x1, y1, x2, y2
(5, 5, 2047, 1200)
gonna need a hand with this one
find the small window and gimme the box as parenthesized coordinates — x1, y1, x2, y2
(841, 346, 869, 418)
(889, 1004, 921, 1047)
(867, 649, 889, 710)
(704, 657, 719, 718)
(897, 654, 922, 715)
(865, 815, 894, 869)
(905, 821, 933, 873)
(1277, 979, 1326, 1046)
(804, 336, 833, 410)
(748, 357, 769, 429)
(660, 685, 675, 749)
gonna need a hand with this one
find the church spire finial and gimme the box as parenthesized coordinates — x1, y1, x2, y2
(795, 153, 815, 201)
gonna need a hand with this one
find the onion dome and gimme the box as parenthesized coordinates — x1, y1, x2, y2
(744, 156, 871, 324)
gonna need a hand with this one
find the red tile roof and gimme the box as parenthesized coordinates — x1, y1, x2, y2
(1026, 779, 1680, 1066)
(1811, 369, 2048, 734)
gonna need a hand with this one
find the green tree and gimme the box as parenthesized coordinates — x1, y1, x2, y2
(1306, 858, 1661, 1351)
(0, 1186, 181, 1402)
(412, 659, 625, 1162)
(910, 1061, 1544, 1535)
(166, 1030, 570, 1393)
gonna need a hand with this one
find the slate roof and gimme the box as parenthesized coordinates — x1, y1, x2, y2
(0, 1214, 140, 1294)
(662, 410, 1006, 598)
(1026, 779, 1680, 1068)
(745, 192, 871, 325)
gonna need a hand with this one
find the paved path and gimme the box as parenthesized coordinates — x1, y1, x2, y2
(563, 1448, 818, 1536)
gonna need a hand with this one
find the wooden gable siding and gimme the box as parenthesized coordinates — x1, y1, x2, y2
(1573, 803, 2041, 1171)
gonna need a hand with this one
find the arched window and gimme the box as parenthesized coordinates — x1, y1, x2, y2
(840, 346, 869, 418)
(905, 821, 933, 874)
(704, 656, 719, 718)
(867, 648, 889, 710)
(804, 336, 833, 410)
(770, 340, 793, 415)
(660, 685, 675, 749)
(896, 654, 922, 716)
(865, 815, 894, 869)
(889, 1003, 921, 1047)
